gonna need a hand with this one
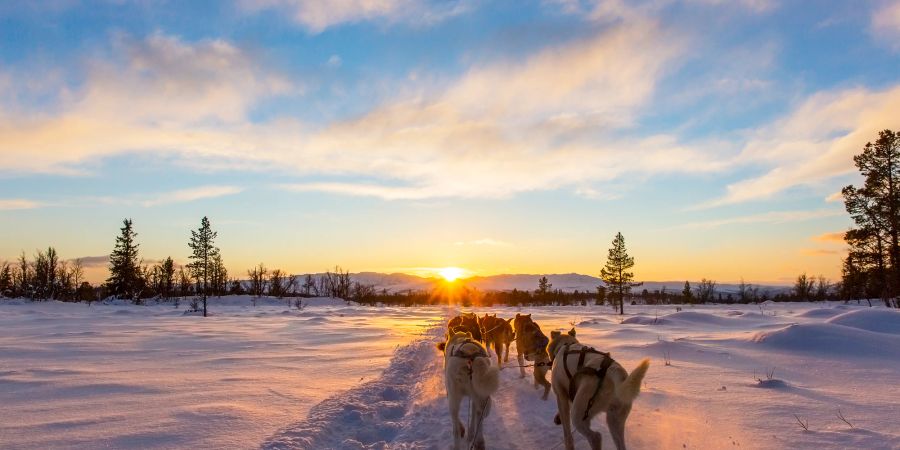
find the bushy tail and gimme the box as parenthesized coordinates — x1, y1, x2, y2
(617, 358, 650, 404)
(471, 357, 500, 398)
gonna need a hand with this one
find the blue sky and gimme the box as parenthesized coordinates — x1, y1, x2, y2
(2, 0, 900, 284)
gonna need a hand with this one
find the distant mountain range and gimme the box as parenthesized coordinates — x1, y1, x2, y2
(349, 272, 791, 295)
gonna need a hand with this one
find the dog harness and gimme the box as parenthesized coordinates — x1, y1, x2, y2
(555, 343, 615, 421)
(449, 339, 489, 380)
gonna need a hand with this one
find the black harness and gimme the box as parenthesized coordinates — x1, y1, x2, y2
(450, 339, 489, 380)
(554, 342, 614, 421)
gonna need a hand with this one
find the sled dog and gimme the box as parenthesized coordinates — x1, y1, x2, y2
(437, 331, 500, 450)
(447, 312, 483, 342)
(479, 313, 515, 367)
(547, 328, 650, 450)
(512, 313, 552, 400)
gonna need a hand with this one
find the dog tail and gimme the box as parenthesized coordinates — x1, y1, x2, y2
(471, 357, 500, 398)
(617, 358, 650, 404)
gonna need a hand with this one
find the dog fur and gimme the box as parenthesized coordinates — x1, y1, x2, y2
(479, 313, 515, 367)
(437, 331, 500, 450)
(447, 312, 483, 342)
(512, 313, 552, 400)
(547, 328, 650, 450)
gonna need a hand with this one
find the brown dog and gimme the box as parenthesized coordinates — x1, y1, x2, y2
(479, 314, 515, 367)
(512, 313, 552, 400)
(447, 312, 483, 342)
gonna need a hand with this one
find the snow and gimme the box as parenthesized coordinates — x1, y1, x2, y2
(1, 299, 898, 449)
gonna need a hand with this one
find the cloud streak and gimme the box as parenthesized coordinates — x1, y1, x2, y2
(0, 199, 41, 210)
(237, 0, 474, 33)
(141, 185, 244, 207)
(678, 209, 844, 229)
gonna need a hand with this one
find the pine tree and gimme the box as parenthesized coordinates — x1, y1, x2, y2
(188, 216, 219, 317)
(0, 262, 12, 297)
(159, 257, 176, 300)
(600, 232, 638, 315)
(842, 129, 900, 305)
(682, 281, 693, 304)
(537, 276, 552, 295)
(107, 219, 142, 300)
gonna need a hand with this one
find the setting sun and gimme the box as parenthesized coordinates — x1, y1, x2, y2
(438, 267, 466, 282)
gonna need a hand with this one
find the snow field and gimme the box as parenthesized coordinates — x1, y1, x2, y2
(1, 299, 898, 449)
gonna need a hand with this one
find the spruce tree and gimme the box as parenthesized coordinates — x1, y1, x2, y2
(160, 257, 176, 300)
(600, 232, 638, 315)
(842, 129, 900, 305)
(188, 216, 219, 317)
(682, 281, 693, 304)
(107, 219, 142, 300)
(0, 262, 12, 297)
(537, 276, 552, 295)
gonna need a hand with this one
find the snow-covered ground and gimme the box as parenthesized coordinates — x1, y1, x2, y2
(1, 298, 898, 449)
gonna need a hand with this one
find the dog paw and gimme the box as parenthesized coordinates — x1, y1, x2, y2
(554, 413, 561, 425)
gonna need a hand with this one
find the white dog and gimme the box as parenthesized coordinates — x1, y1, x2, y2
(547, 328, 650, 450)
(437, 330, 501, 450)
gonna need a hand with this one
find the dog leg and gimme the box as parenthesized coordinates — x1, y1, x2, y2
(517, 350, 526, 378)
(504, 341, 510, 363)
(606, 403, 632, 450)
(554, 386, 575, 450)
(449, 391, 463, 450)
(471, 397, 489, 450)
(573, 413, 603, 450)
(535, 363, 551, 400)
(493, 341, 502, 367)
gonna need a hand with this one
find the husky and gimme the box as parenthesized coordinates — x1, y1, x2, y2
(479, 314, 515, 367)
(512, 313, 552, 400)
(437, 331, 500, 450)
(447, 312, 483, 342)
(547, 328, 650, 450)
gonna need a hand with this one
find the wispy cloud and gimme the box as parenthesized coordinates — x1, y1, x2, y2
(825, 191, 844, 203)
(0, 199, 41, 210)
(679, 209, 844, 229)
(699, 86, 900, 208)
(871, 0, 900, 49)
(812, 231, 846, 243)
(141, 185, 243, 207)
(801, 248, 843, 256)
(236, 0, 474, 33)
(68, 255, 109, 268)
(453, 238, 513, 247)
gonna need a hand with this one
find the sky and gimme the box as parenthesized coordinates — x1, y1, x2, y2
(2, 0, 900, 285)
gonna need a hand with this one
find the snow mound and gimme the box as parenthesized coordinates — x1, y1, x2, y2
(796, 308, 845, 319)
(826, 309, 900, 335)
(621, 316, 671, 325)
(623, 311, 757, 327)
(751, 323, 900, 358)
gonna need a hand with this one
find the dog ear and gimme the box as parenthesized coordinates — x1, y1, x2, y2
(551, 330, 561, 338)
(568, 328, 576, 337)
(526, 314, 532, 318)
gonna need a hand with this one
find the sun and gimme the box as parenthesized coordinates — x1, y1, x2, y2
(438, 267, 466, 282)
